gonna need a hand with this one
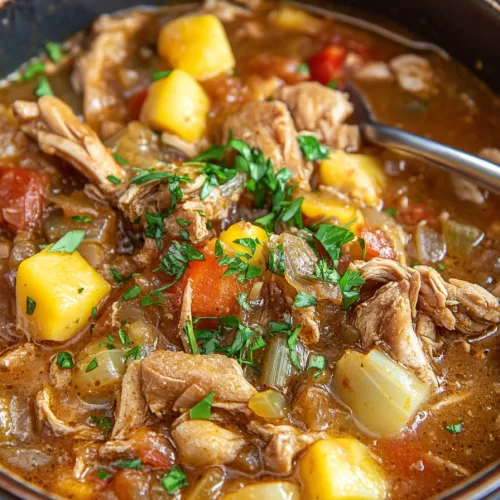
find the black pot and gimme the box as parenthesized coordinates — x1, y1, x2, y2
(0, 1, 498, 499)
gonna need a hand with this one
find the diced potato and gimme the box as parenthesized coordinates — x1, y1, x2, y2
(158, 14, 235, 80)
(16, 248, 111, 342)
(268, 5, 326, 35)
(334, 349, 429, 437)
(299, 438, 387, 500)
(320, 151, 386, 207)
(54, 474, 94, 500)
(224, 481, 301, 500)
(301, 192, 364, 233)
(219, 221, 269, 269)
(140, 69, 210, 142)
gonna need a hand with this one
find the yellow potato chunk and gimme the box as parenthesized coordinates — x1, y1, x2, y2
(158, 14, 235, 80)
(219, 221, 269, 269)
(16, 248, 111, 342)
(54, 474, 94, 500)
(320, 151, 386, 207)
(301, 192, 364, 233)
(140, 69, 210, 142)
(300, 438, 387, 500)
(268, 5, 326, 35)
(224, 481, 301, 500)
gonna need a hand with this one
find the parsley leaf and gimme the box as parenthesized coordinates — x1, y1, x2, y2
(112, 458, 142, 469)
(268, 243, 285, 276)
(184, 319, 198, 354)
(161, 466, 188, 494)
(49, 230, 85, 253)
(124, 345, 143, 362)
(130, 167, 191, 186)
(445, 422, 463, 434)
(45, 42, 63, 63)
(34, 76, 53, 97)
(121, 284, 141, 302)
(152, 69, 172, 81)
(107, 175, 122, 185)
(384, 207, 397, 217)
(110, 268, 124, 284)
(118, 328, 132, 347)
(327, 78, 338, 89)
(56, 351, 74, 369)
(314, 224, 355, 262)
(307, 354, 326, 377)
(217, 246, 263, 283)
(437, 262, 446, 272)
(26, 297, 36, 315)
(20, 61, 45, 82)
(297, 135, 330, 161)
(85, 358, 98, 373)
(237, 292, 253, 311)
(293, 291, 317, 308)
(176, 218, 191, 227)
(71, 215, 92, 223)
(189, 390, 215, 420)
(144, 212, 167, 250)
(233, 238, 259, 256)
(112, 153, 128, 165)
(97, 468, 114, 481)
(89, 415, 112, 435)
(287, 326, 302, 371)
(296, 62, 310, 75)
(339, 269, 365, 310)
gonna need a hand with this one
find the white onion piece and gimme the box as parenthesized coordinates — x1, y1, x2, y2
(414, 225, 446, 263)
(443, 219, 484, 257)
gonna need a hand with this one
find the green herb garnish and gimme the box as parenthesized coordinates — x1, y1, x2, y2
(26, 297, 36, 315)
(48, 230, 85, 253)
(161, 466, 188, 494)
(297, 135, 330, 161)
(189, 390, 215, 420)
(56, 351, 74, 369)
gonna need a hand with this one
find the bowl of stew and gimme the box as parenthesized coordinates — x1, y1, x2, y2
(0, 0, 499, 499)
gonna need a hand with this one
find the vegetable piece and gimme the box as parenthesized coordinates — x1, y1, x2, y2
(297, 135, 330, 161)
(16, 247, 111, 342)
(158, 14, 235, 80)
(443, 219, 484, 257)
(140, 69, 210, 142)
(49, 230, 85, 253)
(248, 390, 290, 420)
(334, 349, 429, 437)
(308, 45, 346, 85)
(54, 474, 94, 500)
(129, 88, 148, 120)
(161, 466, 188, 494)
(73, 343, 128, 404)
(300, 191, 364, 231)
(225, 483, 300, 500)
(0, 167, 50, 232)
(261, 336, 294, 389)
(357, 225, 397, 261)
(268, 5, 326, 35)
(219, 221, 269, 269)
(185, 467, 225, 500)
(319, 151, 386, 207)
(414, 225, 447, 263)
(189, 391, 215, 420)
(445, 422, 463, 434)
(299, 438, 387, 500)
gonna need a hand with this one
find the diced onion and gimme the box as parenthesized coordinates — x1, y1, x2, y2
(185, 467, 225, 500)
(443, 219, 484, 257)
(334, 349, 429, 437)
(248, 390, 290, 420)
(414, 225, 446, 263)
(261, 336, 293, 389)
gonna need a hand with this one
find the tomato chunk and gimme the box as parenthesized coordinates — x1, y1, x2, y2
(129, 89, 148, 121)
(399, 203, 433, 226)
(359, 225, 396, 261)
(0, 167, 50, 231)
(308, 44, 346, 85)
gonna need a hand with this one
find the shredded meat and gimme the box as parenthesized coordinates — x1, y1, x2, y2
(223, 101, 311, 189)
(389, 54, 437, 99)
(247, 421, 326, 474)
(274, 82, 359, 150)
(75, 11, 150, 139)
(291, 305, 320, 344)
(12, 97, 128, 201)
(49, 355, 72, 390)
(172, 420, 246, 467)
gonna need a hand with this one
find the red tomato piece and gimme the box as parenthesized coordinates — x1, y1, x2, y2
(359, 225, 397, 261)
(129, 89, 148, 121)
(308, 44, 346, 85)
(399, 203, 433, 226)
(0, 167, 50, 232)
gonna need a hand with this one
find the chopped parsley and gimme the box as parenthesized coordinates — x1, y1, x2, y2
(176, 218, 191, 227)
(215, 240, 262, 283)
(85, 358, 98, 372)
(107, 175, 122, 185)
(20, 61, 45, 82)
(118, 328, 132, 347)
(71, 215, 92, 223)
(268, 243, 285, 276)
(26, 297, 36, 315)
(445, 422, 463, 434)
(112, 458, 142, 469)
(237, 292, 253, 311)
(184, 319, 198, 354)
(297, 135, 330, 161)
(314, 224, 355, 262)
(339, 268, 365, 310)
(91, 307, 97, 320)
(307, 354, 326, 377)
(56, 351, 74, 369)
(48, 230, 85, 253)
(189, 390, 215, 420)
(152, 69, 172, 81)
(124, 345, 143, 362)
(233, 237, 259, 255)
(78, 288, 84, 294)
(110, 268, 124, 284)
(327, 78, 338, 89)
(112, 153, 128, 165)
(89, 415, 112, 435)
(121, 284, 141, 302)
(97, 468, 114, 481)
(144, 212, 168, 250)
(293, 291, 317, 308)
(437, 262, 446, 272)
(161, 466, 188, 494)
(34, 76, 53, 97)
(384, 207, 397, 217)
(45, 42, 63, 63)
(296, 62, 310, 75)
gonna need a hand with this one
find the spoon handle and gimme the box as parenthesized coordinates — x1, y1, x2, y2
(361, 122, 500, 193)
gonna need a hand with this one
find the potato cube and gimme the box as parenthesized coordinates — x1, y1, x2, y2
(158, 14, 235, 80)
(268, 5, 326, 35)
(140, 69, 210, 142)
(299, 438, 387, 500)
(224, 481, 300, 500)
(320, 151, 386, 207)
(16, 248, 111, 342)
(219, 221, 269, 269)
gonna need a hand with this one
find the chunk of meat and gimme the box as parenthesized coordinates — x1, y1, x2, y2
(49, 355, 72, 390)
(172, 420, 246, 467)
(355, 61, 394, 81)
(274, 82, 357, 149)
(223, 101, 311, 189)
(247, 421, 326, 474)
(12, 97, 128, 200)
(35, 387, 104, 440)
(0, 343, 37, 371)
(164, 209, 211, 244)
(141, 350, 257, 418)
(75, 11, 150, 138)
(292, 305, 320, 344)
(354, 280, 437, 385)
(389, 54, 437, 99)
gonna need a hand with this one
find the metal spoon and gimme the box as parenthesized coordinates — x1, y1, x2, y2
(346, 81, 500, 193)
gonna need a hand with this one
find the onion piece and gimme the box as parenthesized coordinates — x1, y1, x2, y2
(334, 349, 429, 437)
(443, 219, 484, 257)
(248, 390, 290, 420)
(261, 336, 293, 389)
(185, 467, 225, 500)
(414, 225, 446, 263)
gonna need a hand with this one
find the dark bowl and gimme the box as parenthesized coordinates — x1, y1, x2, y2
(0, 0, 499, 498)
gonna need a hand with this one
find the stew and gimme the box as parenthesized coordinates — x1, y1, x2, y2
(0, 1, 499, 499)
